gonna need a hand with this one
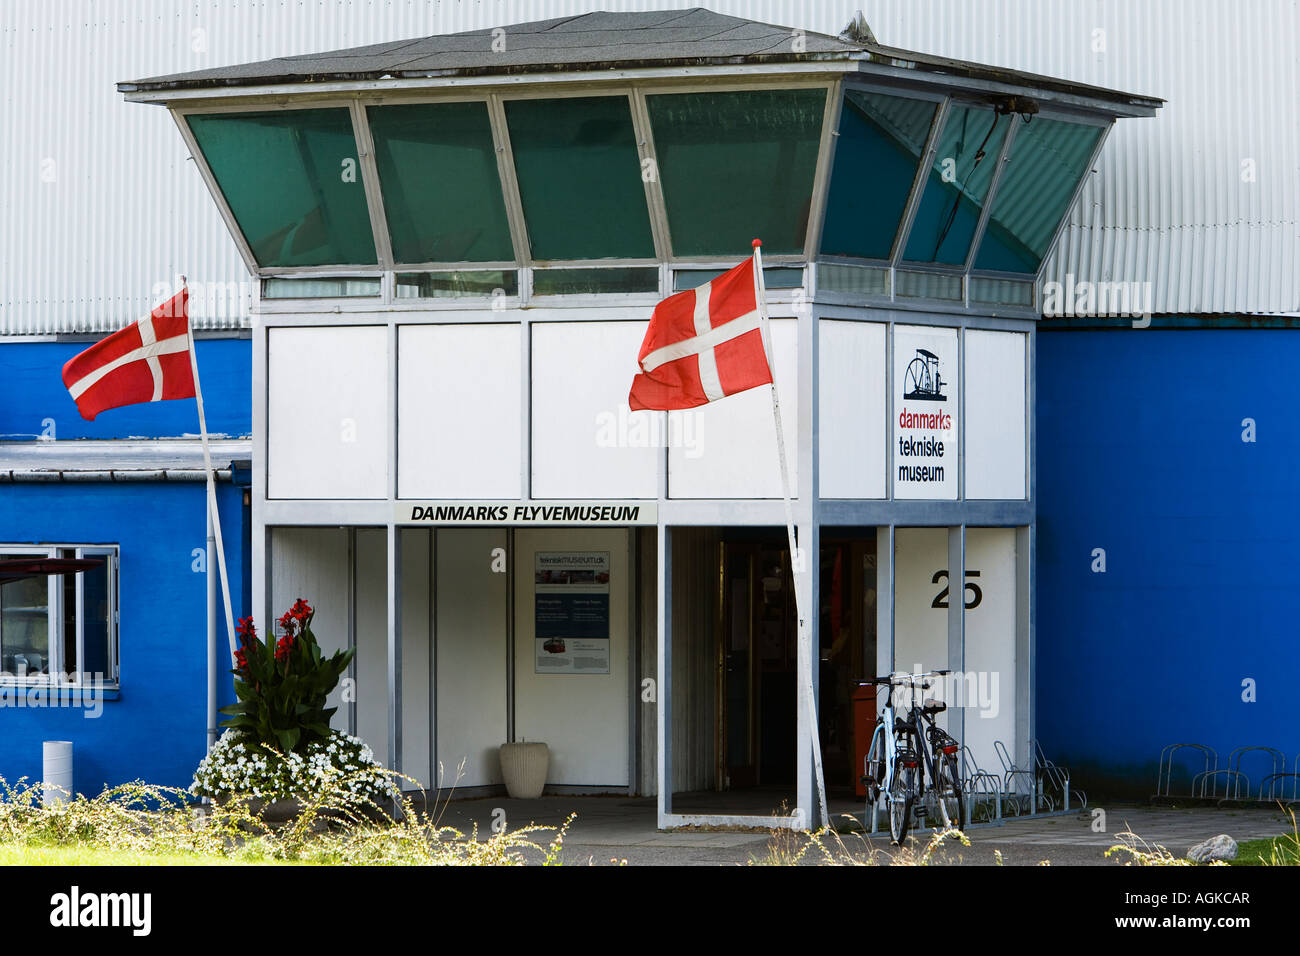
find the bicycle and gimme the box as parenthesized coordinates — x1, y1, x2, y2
(863, 670, 965, 844)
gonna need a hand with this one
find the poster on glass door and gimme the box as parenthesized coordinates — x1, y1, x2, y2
(534, 552, 611, 674)
(893, 325, 959, 499)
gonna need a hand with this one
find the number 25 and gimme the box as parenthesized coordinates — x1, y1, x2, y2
(931, 569, 982, 609)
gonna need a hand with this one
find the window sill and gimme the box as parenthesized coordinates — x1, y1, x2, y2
(0, 679, 120, 699)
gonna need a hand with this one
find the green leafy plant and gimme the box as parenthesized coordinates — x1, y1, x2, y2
(220, 600, 353, 754)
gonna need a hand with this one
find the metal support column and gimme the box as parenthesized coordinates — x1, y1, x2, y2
(947, 525, 965, 750)
(796, 517, 820, 829)
(386, 524, 403, 775)
(656, 523, 672, 827)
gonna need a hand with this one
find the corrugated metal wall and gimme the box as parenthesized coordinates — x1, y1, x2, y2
(3, 0, 1295, 333)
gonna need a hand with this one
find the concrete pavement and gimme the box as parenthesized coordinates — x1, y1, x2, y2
(419, 792, 1296, 866)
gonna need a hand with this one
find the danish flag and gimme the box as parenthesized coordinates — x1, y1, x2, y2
(61, 289, 196, 421)
(628, 254, 772, 411)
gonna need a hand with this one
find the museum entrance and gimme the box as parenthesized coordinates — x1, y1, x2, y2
(717, 530, 878, 798)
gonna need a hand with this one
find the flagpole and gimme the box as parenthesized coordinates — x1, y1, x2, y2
(183, 282, 238, 664)
(751, 240, 830, 830)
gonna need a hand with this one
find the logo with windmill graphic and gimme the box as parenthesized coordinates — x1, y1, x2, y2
(902, 348, 947, 402)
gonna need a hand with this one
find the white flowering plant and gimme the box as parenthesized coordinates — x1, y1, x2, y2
(191, 729, 400, 807)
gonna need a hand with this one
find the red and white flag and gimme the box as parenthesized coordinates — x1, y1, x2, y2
(628, 255, 772, 411)
(61, 289, 195, 421)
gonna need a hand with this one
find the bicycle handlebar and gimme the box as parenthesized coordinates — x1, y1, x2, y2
(859, 670, 951, 688)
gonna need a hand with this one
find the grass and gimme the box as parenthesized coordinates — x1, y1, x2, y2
(750, 813, 971, 866)
(0, 770, 574, 867)
(1229, 837, 1299, 865)
(1109, 806, 1300, 866)
(0, 844, 309, 866)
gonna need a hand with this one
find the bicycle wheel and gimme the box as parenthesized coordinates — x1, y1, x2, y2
(864, 725, 886, 804)
(938, 753, 965, 830)
(888, 761, 914, 845)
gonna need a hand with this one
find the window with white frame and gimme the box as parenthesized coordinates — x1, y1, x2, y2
(0, 546, 118, 684)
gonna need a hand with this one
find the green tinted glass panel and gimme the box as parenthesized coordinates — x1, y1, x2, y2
(648, 89, 826, 257)
(505, 97, 654, 260)
(821, 91, 936, 259)
(974, 118, 1105, 274)
(396, 270, 518, 298)
(532, 267, 658, 295)
(368, 102, 514, 264)
(902, 106, 1010, 265)
(673, 267, 803, 291)
(188, 109, 376, 267)
(263, 277, 381, 298)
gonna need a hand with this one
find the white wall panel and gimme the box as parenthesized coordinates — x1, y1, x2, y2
(513, 528, 630, 787)
(892, 527, 950, 732)
(268, 326, 387, 499)
(435, 528, 508, 789)
(819, 319, 886, 499)
(269, 527, 350, 732)
(962, 528, 1017, 777)
(399, 323, 521, 499)
(893, 528, 949, 674)
(965, 330, 1026, 500)
(353, 528, 388, 761)
(531, 321, 658, 499)
(669, 318, 797, 498)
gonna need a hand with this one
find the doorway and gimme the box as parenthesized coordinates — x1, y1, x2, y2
(718, 531, 877, 796)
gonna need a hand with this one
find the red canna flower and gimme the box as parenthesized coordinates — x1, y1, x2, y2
(289, 598, 312, 621)
(275, 633, 295, 664)
(236, 617, 257, 643)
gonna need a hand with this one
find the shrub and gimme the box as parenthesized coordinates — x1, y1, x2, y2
(221, 600, 353, 754)
(191, 729, 399, 807)
(0, 773, 571, 865)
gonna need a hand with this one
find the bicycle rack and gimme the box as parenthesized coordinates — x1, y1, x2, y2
(1034, 739, 1087, 811)
(1155, 743, 1217, 798)
(961, 748, 1003, 826)
(1253, 749, 1294, 801)
(994, 740, 1036, 815)
(1194, 768, 1248, 799)
(1258, 772, 1300, 803)
(1216, 747, 1286, 804)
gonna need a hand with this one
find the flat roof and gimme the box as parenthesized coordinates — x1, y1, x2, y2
(118, 7, 1161, 114)
(0, 439, 251, 482)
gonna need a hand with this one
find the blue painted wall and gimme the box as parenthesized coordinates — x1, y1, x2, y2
(0, 481, 247, 795)
(1036, 328, 1300, 798)
(0, 337, 251, 440)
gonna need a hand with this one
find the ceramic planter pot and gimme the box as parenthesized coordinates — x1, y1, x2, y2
(499, 741, 549, 798)
(222, 795, 303, 823)
(255, 797, 304, 823)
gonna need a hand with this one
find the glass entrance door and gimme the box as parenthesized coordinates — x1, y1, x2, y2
(721, 540, 797, 788)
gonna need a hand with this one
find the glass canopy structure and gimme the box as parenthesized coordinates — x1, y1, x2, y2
(179, 88, 1105, 302)
(125, 10, 1158, 311)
